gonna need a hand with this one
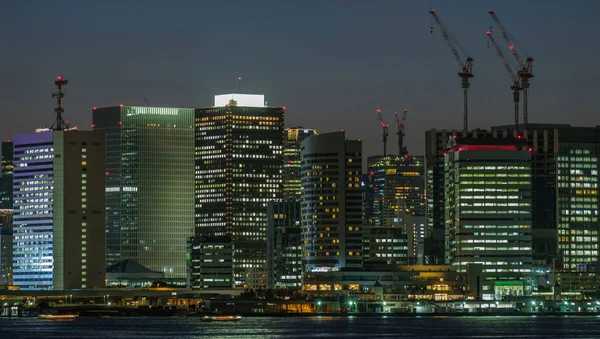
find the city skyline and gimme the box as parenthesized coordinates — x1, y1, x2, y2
(2, 1, 600, 159)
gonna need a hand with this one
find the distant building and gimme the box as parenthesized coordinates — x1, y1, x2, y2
(0, 141, 13, 209)
(12, 131, 106, 290)
(93, 105, 195, 282)
(366, 227, 409, 265)
(0, 210, 12, 285)
(300, 131, 363, 271)
(283, 127, 317, 200)
(267, 200, 302, 289)
(194, 94, 284, 287)
(187, 234, 234, 290)
(444, 134, 532, 299)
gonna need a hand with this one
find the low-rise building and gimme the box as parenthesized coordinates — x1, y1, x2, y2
(188, 234, 234, 290)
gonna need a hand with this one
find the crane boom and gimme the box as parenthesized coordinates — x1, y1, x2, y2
(489, 10, 534, 131)
(429, 10, 474, 133)
(394, 109, 408, 156)
(487, 31, 522, 132)
(376, 109, 389, 156)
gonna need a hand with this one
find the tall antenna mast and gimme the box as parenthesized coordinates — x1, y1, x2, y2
(238, 76, 242, 93)
(50, 75, 70, 131)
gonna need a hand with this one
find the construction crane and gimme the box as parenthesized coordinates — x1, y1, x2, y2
(489, 10, 534, 131)
(376, 109, 389, 156)
(486, 31, 522, 132)
(394, 109, 408, 156)
(430, 9, 474, 134)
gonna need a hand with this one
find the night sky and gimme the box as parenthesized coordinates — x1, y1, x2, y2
(1, 0, 598, 158)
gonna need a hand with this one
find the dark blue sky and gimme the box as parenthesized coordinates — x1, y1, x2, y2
(1, 0, 598, 157)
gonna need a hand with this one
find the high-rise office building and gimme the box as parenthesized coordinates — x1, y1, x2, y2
(392, 156, 426, 264)
(283, 127, 317, 200)
(0, 210, 12, 285)
(0, 141, 13, 209)
(12, 131, 105, 290)
(266, 200, 302, 289)
(93, 106, 195, 282)
(444, 135, 532, 299)
(195, 94, 284, 287)
(300, 131, 363, 271)
(425, 129, 489, 264)
(491, 125, 600, 293)
(0, 141, 13, 286)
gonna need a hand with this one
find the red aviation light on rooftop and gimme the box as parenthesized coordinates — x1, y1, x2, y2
(119, 104, 124, 107)
(91, 124, 95, 128)
(57, 76, 62, 80)
(93, 106, 97, 110)
(282, 106, 286, 110)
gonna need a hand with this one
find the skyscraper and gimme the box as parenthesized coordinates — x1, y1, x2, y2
(12, 131, 105, 290)
(491, 124, 600, 292)
(300, 131, 363, 271)
(93, 106, 195, 282)
(0, 141, 13, 209)
(444, 135, 532, 299)
(283, 127, 317, 200)
(195, 94, 284, 287)
(425, 129, 489, 264)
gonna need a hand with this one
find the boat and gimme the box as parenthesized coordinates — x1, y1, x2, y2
(201, 315, 242, 322)
(39, 314, 79, 320)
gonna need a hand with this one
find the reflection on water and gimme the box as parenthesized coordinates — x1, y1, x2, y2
(0, 316, 600, 338)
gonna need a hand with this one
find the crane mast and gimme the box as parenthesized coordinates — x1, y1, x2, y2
(394, 109, 408, 156)
(489, 10, 534, 131)
(376, 109, 389, 156)
(486, 31, 522, 132)
(430, 9, 474, 134)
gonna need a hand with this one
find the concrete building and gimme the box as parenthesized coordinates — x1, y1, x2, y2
(195, 94, 284, 287)
(93, 106, 195, 282)
(444, 135, 532, 299)
(283, 127, 317, 200)
(267, 200, 302, 289)
(12, 131, 105, 290)
(187, 234, 234, 290)
(300, 131, 363, 271)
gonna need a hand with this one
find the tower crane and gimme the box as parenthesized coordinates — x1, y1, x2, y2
(486, 31, 522, 132)
(489, 10, 534, 131)
(394, 109, 408, 156)
(376, 109, 389, 156)
(430, 9, 474, 134)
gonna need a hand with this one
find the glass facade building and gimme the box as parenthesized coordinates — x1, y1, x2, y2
(300, 131, 363, 271)
(12, 131, 105, 290)
(93, 106, 195, 281)
(266, 200, 302, 289)
(444, 136, 533, 286)
(283, 127, 317, 200)
(195, 96, 284, 287)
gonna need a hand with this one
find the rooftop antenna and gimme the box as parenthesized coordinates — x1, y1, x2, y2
(144, 98, 150, 106)
(50, 75, 70, 131)
(238, 76, 242, 93)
